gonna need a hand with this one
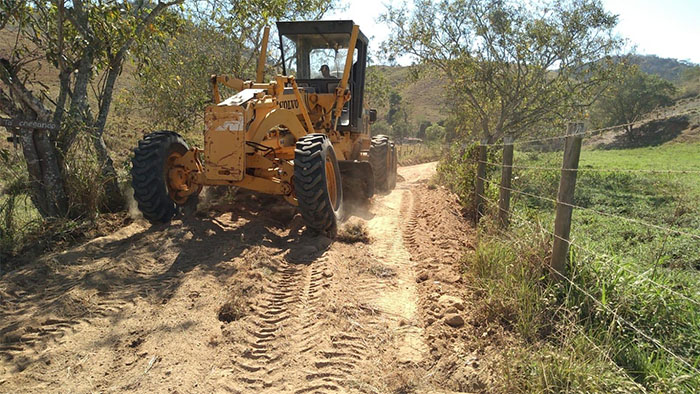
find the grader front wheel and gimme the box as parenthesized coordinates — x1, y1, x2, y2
(131, 131, 197, 224)
(294, 133, 344, 236)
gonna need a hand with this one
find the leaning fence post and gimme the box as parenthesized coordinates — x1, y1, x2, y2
(498, 134, 514, 228)
(551, 122, 585, 280)
(474, 138, 488, 224)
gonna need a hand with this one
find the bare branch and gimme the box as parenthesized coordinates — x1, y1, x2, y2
(0, 59, 53, 121)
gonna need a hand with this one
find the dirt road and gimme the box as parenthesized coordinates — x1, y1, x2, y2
(1, 161, 489, 393)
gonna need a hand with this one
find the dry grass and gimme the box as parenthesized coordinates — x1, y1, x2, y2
(365, 264, 397, 278)
(217, 294, 247, 323)
(337, 221, 371, 244)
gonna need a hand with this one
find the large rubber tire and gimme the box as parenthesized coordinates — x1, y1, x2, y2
(131, 131, 190, 224)
(294, 134, 344, 236)
(370, 135, 390, 192)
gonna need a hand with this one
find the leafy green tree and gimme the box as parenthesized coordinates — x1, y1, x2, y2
(425, 123, 445, 142)
(371, 119, 391, 136)
(385, 91, 411, 140)
(594, 65, 676, 135)
(134, 0, 335, 130)
(365, 65, 390, 108)
(0, 0, 183, 216)
(417, 120, 431, 139)
(381, 0, 623, 143)
(386, 91, 403, 126)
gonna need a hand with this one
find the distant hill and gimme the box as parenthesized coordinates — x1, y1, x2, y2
(628, 55, 698, 83)
(371, 65, 448, 126)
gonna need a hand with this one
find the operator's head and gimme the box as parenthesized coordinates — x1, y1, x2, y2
(319, 64, 331, 78)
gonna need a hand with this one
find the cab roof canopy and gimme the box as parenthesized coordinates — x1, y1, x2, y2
(276, 20, 368, 45)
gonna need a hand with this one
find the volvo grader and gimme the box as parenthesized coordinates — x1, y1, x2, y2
(130, 20, 397, 235)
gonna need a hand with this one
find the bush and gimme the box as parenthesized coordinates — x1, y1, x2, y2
(436, 142, 502, 213)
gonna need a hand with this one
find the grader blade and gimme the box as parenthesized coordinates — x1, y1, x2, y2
(339, 160, 375, 200)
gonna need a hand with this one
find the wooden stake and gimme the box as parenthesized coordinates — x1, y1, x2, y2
(498, 135, 514, 228)
(551, 123, 585, 280)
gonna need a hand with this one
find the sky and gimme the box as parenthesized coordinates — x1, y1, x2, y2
(323, 0, 700, 65)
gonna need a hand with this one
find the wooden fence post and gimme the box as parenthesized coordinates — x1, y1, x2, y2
(474, 138, 488, 224)
(551, 122, 585, 280)
(498, 134, 514, 228)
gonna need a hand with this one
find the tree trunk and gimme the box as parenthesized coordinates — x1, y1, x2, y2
(18, 128, 69, 218)
(92, 56, 125, 212)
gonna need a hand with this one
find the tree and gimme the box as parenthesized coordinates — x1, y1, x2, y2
(0, 0, 183, 216)
(386, 91, 411, 141)
(134, 0, 335, 130)
(365, 65, 390, 108)
(417, 120, 431, 139)
(425, 123, 445, 142)
(594, 65, 675, 135)
(381, 0, 623, 143)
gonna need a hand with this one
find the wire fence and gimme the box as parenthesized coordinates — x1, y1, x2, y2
(478, 192, 700, 375)
(477, 176, 700, 241)
(478, 160, 700, 174)
(471, 113, 700, 380)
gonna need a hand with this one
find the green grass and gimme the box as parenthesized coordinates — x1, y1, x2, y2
(578, 143, 700, 194)
(440, 140, 700, 392)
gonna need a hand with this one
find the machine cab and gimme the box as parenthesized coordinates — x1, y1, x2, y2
(277, 20, 369, 133)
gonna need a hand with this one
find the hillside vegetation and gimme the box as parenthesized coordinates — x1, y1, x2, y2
(630, 54, 697, 83)
(371, 65, 447, 125)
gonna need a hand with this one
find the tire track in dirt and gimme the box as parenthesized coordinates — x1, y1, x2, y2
(359, 164, 435, 367)
(231, 260, 305, 390)
(230, 249, 344, 393)
(294, 250, 372, 393)
(399, 179, 492, 392)
(288, 162, 439, 392)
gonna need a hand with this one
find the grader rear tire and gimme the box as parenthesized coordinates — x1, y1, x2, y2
(370, 135, 397, 192)
(131, 131, 191, 224)
(294, 134, 344, 236)
(370, 136, 389, 191)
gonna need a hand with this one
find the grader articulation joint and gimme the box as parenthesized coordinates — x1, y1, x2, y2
(131, 20, 397, 235)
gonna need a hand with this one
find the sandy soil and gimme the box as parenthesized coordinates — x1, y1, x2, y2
(0, 161, 490, 393)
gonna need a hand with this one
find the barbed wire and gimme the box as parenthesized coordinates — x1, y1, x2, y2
(566, 320, 649, 393)
(477, 176, 700, 241)
(479, 108, 699, 147)
(480, 133, 569, 147)
(475, 160, 700, 175)
(550, 265, 700, 375)
(477, 189, 700, 306)
(477, 192, 700, 374)
(564, 238, 700, 308)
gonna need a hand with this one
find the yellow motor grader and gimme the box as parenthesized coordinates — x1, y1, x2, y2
(131, 20, 397, 235)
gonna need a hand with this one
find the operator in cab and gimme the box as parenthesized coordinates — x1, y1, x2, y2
(319, 64, 336, 79)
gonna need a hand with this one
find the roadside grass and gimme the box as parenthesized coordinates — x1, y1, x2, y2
(441, 141, 700, 392)
(0, 194, 42, 260)
(396, 143, 442, 166)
